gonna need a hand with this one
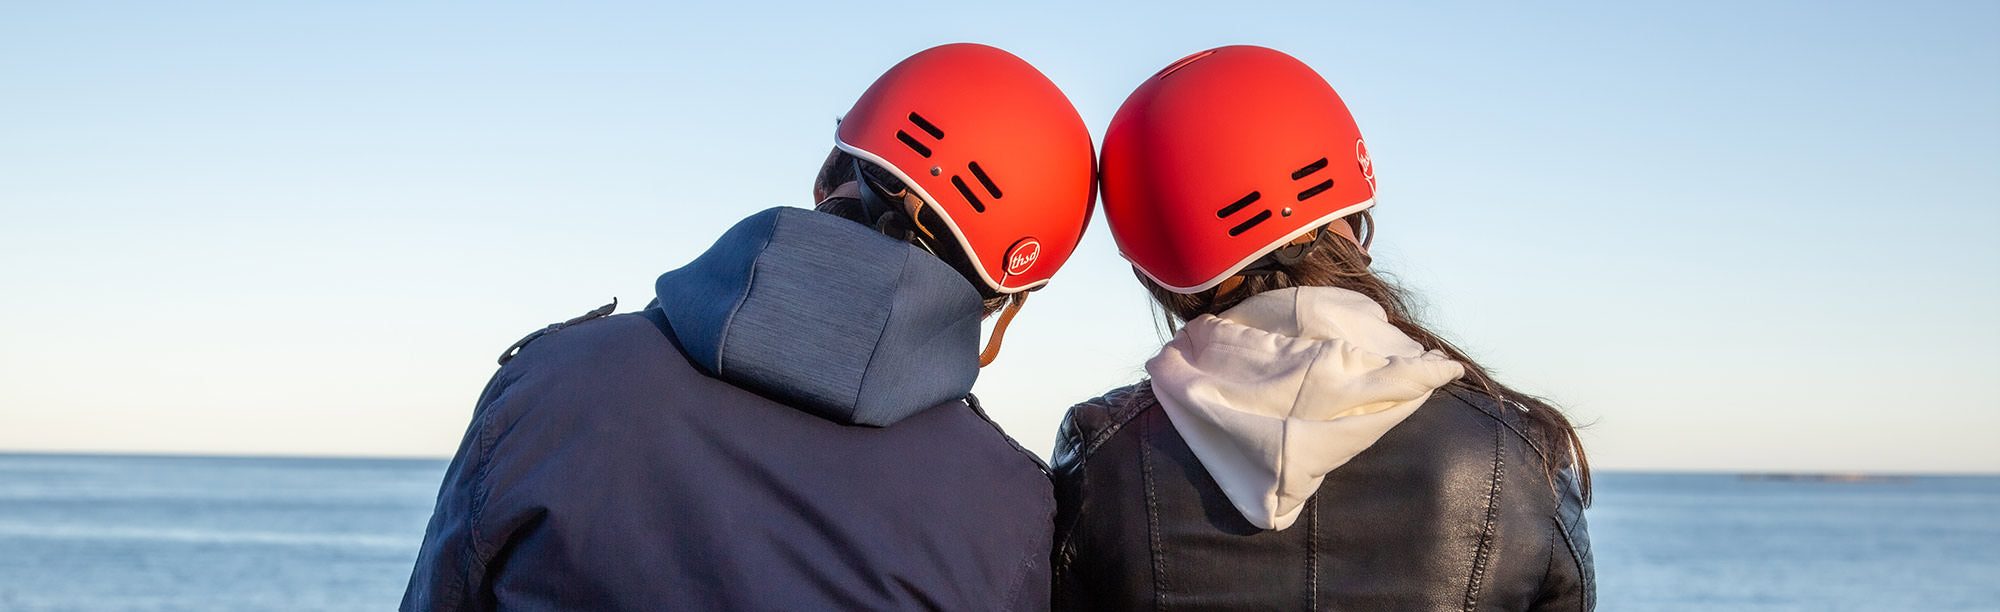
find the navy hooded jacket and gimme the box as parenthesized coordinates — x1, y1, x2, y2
(403, 207, 1055, 611)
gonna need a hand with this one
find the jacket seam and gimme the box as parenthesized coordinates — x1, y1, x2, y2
(1543, 519, 1563, 611)
(1052, 408, 1085, 575)
(457, 385, 508, 612)
(1553, 483, 1590, 612)
(1080, 382, 1155, 457)
(964, 393, 1052, 475)
(1306, 498, 1319, 610)
(1450, 386, 1551, 466)
(1140, 413, 1168, 612)
(849, 245, 911, 419)
(1462, 419, 1504, 612)
(710, 213, 779, 374)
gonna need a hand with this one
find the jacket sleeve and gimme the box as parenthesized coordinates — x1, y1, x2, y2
(1529, 466, 1595, 612)
(400, 369, 524, 612)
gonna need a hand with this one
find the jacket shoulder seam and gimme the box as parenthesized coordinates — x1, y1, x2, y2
(1078, 381, 1157, 457)
(964, 393, 1052, 475)
(1461, 413, 1505, 612)
(1446, 386, 1555, 468)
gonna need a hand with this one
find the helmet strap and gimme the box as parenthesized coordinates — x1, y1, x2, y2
(854, 159, 942, 253)
(853, 159, 1007, 302)
(1213, 276, 1248, 300)
(977, 292, 1026, 367)
(1237, 226, 1333, 278)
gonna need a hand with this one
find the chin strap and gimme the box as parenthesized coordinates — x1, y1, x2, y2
(978, 292, 1026, 367)
(1212, 275, 1248, 300)
(854, 160, 943, 251)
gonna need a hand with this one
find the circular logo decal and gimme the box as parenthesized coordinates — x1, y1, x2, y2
(1004, 238, 1041, 277)
(1356, 138, 1376, 193)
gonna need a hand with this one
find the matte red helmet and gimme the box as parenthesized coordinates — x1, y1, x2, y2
(1101, 46, 1377, 294)
(836, 43, 1096, 294)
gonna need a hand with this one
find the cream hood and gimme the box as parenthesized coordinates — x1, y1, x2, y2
(1145, 287, 1466, 531)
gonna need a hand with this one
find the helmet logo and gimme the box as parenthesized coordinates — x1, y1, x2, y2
(1005, 238, 1041, 276)
(1356, 138, 1375, 193)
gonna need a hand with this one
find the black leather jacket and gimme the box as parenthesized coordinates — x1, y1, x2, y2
(1051, 381, 1593, 611)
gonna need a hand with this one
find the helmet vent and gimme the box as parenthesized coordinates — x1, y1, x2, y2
(1216, 191, 1261, 218)
(895, 130, 934, 158)
(1291, 157, 1328, 180)
(907, 112, 945, 139)
(1228, 210, 1273, 236)
(1297, 179, 1333, 201)
(1217, 191, 1269, 236)
(967, 162, 1003, 199)
(952, 176, 988, 213)
(896, 113, 945, 158)
(1294, 157, 1333, 200)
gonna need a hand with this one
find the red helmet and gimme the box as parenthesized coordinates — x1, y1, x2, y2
(1101, 46, 1377, 294)
(836, 43, 1096, 294)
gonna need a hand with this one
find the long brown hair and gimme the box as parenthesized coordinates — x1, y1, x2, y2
(1143, 212, 1591, 502)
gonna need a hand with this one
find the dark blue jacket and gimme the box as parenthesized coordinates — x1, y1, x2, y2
(404, 207, 1054, 611)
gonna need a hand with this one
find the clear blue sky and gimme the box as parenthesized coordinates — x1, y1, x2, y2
(3, 1, 1995, 472)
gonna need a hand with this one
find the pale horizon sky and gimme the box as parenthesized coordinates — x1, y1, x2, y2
(3, 1, 1996, 473)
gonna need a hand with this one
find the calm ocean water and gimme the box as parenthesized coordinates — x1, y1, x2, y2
(0, 454, 1994, 611)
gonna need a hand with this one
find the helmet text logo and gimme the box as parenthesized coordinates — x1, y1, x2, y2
(1005, 239, 1041, 276)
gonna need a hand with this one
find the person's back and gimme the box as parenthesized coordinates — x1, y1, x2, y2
(407, 208, 1052, 610)
(403, 43, 1096, 611)
(1051, 46, 1593, 610)
(1056, 356, 1592, 610)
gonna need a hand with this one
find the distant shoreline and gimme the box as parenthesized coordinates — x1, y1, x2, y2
(1737, 472, 1915, 483)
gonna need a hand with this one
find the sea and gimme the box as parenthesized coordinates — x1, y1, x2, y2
(0, 454, 1994, 611)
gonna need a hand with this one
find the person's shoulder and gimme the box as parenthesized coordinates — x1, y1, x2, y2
(497, 307, 666, 373)
(1399, 386, 1575, 517)
(1423, 385, 1563, 471)
(471, 307, 676, 423)
(1357, 386, 1544, 489)
(1420, 386, 1593, 605)
(1055, 381, 1157, 462)
(455, 308, 674, 474)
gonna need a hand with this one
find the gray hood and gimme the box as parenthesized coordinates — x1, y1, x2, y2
(655, 207, 984, 427)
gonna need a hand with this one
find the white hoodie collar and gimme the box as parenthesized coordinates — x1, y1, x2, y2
(1145, 287, 1465, 530)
